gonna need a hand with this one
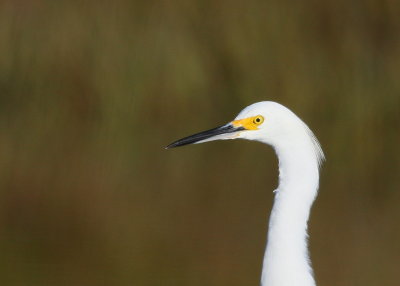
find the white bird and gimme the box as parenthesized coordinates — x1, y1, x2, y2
(166, 101, 324, 286)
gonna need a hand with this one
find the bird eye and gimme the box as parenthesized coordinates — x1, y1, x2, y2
(253, 115, 264, 125)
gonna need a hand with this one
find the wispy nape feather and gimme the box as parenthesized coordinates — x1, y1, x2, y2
(305, 125, 325, 169)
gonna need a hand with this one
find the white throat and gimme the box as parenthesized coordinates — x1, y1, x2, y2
(260, 126, 322, 286)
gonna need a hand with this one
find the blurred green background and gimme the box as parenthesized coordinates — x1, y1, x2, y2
(0, 0, 399, 285)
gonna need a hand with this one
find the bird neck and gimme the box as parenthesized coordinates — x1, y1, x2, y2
(261, 140, 320, 286)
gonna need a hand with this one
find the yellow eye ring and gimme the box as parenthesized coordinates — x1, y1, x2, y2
(253, 115, 264, 125)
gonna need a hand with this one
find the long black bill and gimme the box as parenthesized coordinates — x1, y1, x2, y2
(166, 124, 245, 149)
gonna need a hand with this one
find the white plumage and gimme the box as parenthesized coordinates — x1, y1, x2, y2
(167, 101, 324, 286)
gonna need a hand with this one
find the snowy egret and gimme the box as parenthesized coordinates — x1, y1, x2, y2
(166, 101, 324, 286)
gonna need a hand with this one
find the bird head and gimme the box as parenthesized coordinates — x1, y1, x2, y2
(166, 101, 300, 149)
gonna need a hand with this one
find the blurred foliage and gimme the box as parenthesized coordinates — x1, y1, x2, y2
(0, 0, 399, 285)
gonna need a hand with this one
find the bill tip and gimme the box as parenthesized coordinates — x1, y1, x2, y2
(165, 143, 176, 149)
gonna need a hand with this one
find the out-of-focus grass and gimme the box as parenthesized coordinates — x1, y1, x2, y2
(0, 0, 399, 285)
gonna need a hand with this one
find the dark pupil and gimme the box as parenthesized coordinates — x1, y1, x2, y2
(256, 118, 260, 122)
